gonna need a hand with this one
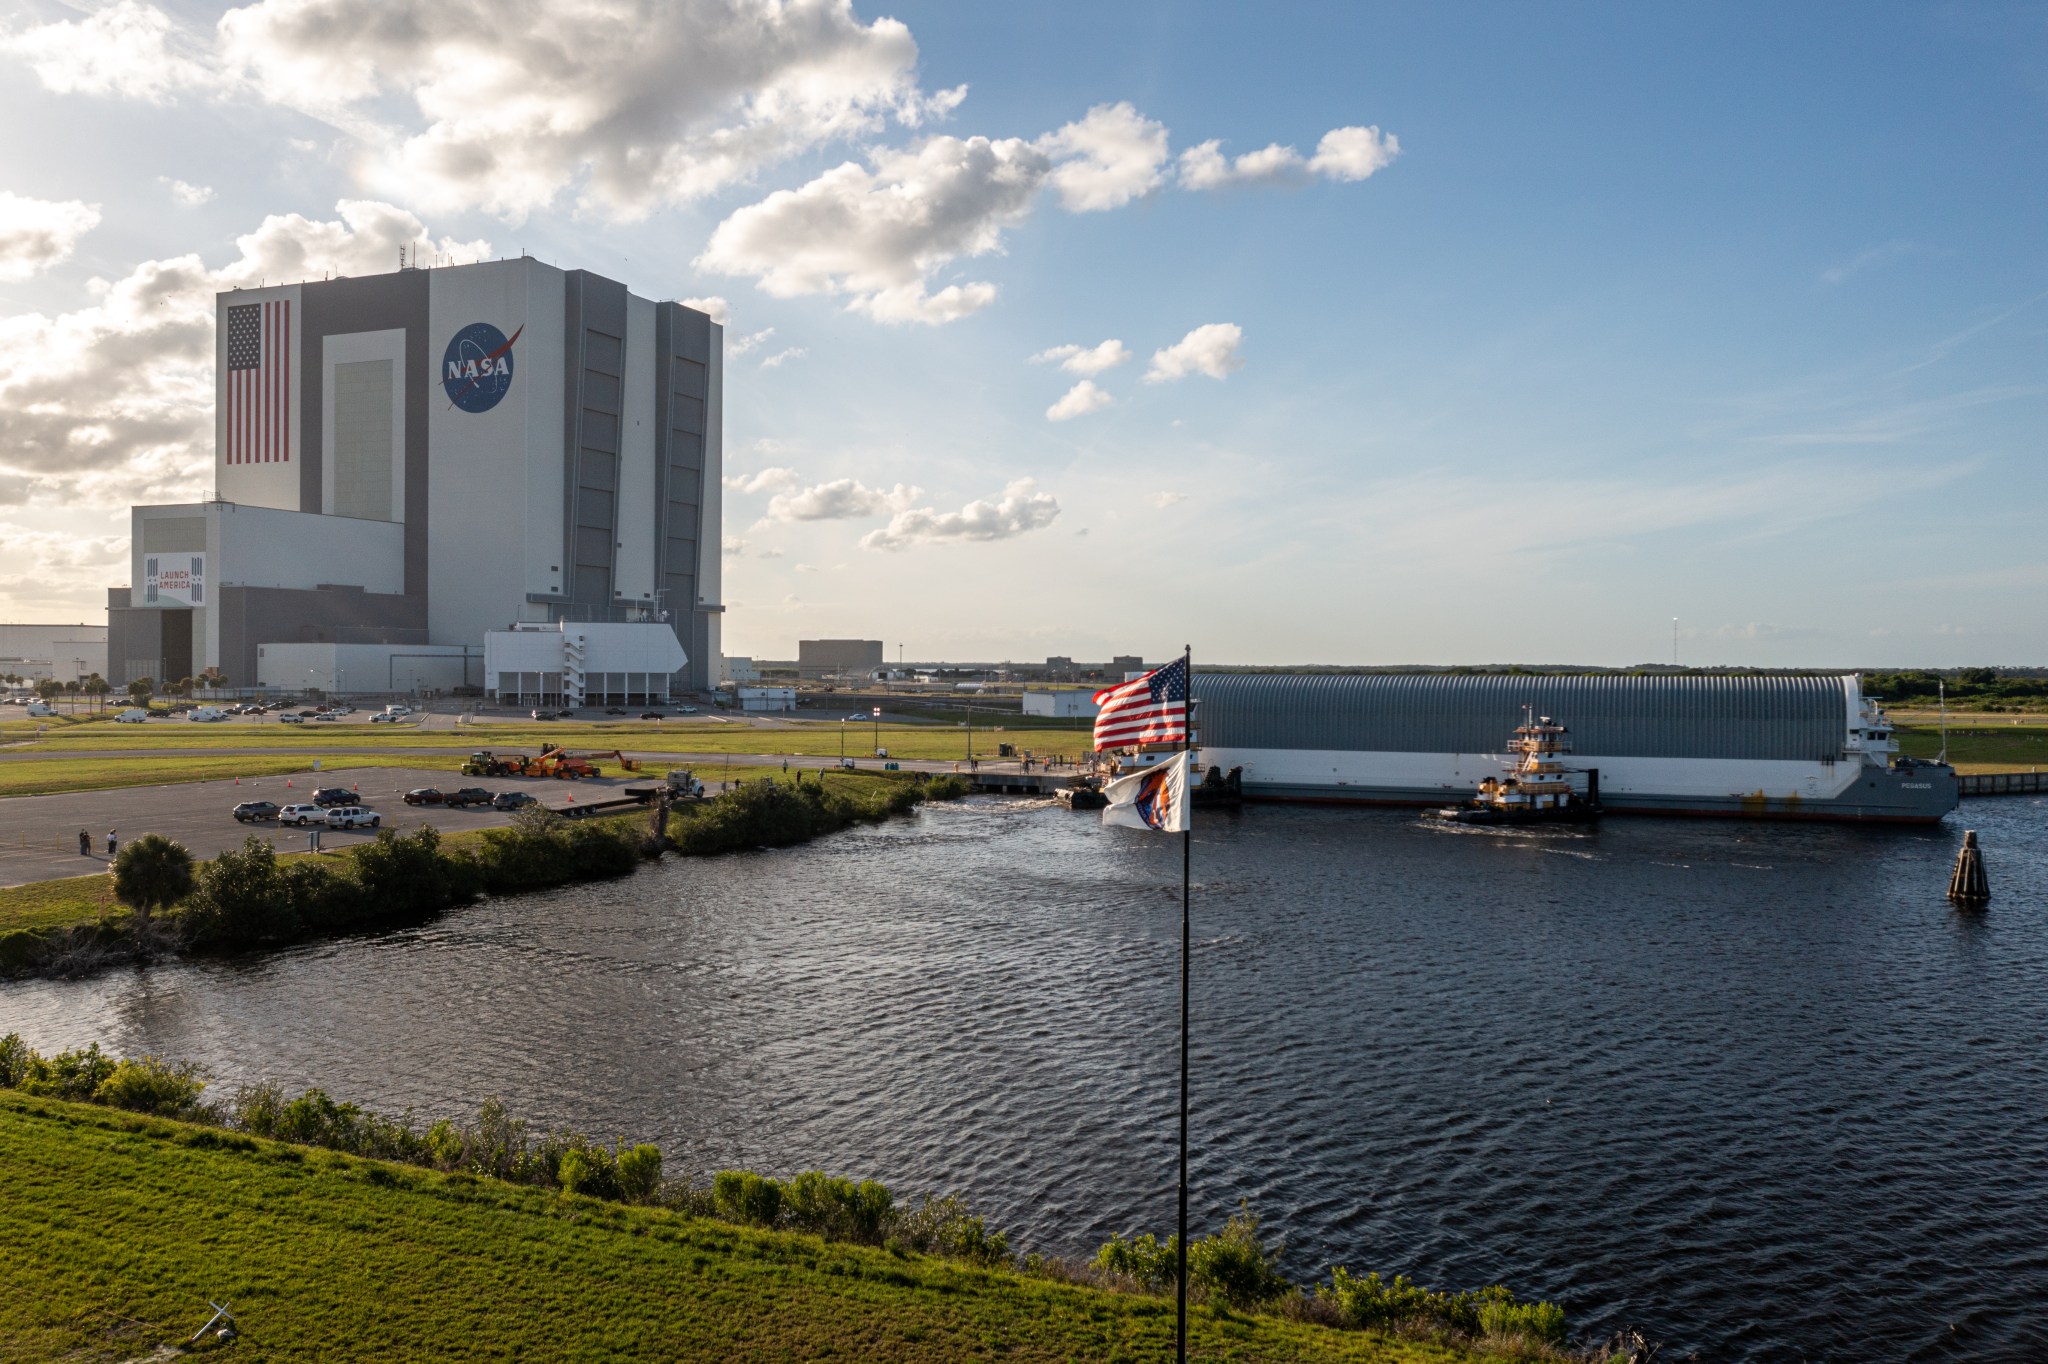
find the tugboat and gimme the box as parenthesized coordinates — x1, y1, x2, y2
(1427, 711, 1601, 825)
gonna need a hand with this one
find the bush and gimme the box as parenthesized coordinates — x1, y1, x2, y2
(783, 1170, 892, 1243)
(0, 1032, 30, 1088)
(896, 1193, 1010, 1267)
(1093, 1231, 1180, 1291)
(712, 1170, 784, 1226)
(280, 859, 371, 932)
(1474, 1286, 1569, 1347)
(558, 1147, 593, 1196)
(1318, 1269, 1567, 1345)
(184, 837, 297, 946)
(615, 1143, 663, 1203)
(354, 827, 472, 918)
(94, 1055, 207, 1116)
(16, 1043, 118, 1101)
(1188, 1203, 1289, 1309)
(112, 834, 196, 929)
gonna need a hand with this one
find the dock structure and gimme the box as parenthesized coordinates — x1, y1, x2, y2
(969, 771, 1076, 796)
(1957, 771, 2048, 798)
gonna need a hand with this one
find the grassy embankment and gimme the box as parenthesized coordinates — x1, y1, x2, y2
(0, 771, 958, 969)
(0, 1088, 1518, 1364)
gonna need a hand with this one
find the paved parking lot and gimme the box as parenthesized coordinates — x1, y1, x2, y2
(0, 765, 652, 888)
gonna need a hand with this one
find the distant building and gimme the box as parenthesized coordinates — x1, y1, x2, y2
(1111, 655, 1145, 674)
(722, 655, 759, 684)
(737, 684, 797, 712)
(480, 621, 687, 707)
(1022, 689, 1100, 718)
(0, 623, 108, 683)
(798, 639, 883, 678)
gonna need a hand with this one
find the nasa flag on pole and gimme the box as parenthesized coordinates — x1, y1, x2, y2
(1101, 751, 1192, 833)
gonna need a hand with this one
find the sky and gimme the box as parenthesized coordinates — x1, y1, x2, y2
(0, 1, 2043, 667)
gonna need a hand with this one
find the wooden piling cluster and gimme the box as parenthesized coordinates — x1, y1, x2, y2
(1946, 830, 1990, 909)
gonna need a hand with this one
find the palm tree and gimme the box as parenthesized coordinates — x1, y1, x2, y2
(112, 834, 196, 934)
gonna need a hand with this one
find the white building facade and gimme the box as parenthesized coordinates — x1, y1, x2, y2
(483, 621, 687, 707)
(108, 258, 723, 693)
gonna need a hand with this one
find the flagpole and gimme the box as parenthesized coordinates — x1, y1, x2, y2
(1176, 642, 1192, 1364)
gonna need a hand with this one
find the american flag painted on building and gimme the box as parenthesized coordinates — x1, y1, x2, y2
(224, 300, 290, 464)
(1092, 655, 1190, 751)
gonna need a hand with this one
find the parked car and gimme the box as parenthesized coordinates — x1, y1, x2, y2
(325, 805, 380, 830)
(314, 713, 340, 722)
(277, 803, 325, 826)
(296, 709, 318, 718)
(232, 801, 280, 822)
(638, 711, 664, 720)
(370, 712, 400, 723)
(403, 788, 446, 806)
(447, 787, 495, 808)
(529, 709, 554, 721)
(308, 787, 353, 807)
(278, 713, 306, 724)
(115, 708, 150, 723)
(491, 790, 539, 811)
(679, 706, 698, 714)
(604, 707, 627, 716)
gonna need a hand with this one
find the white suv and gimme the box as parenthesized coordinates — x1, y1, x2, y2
(325, 805, 380, 830)
(277, 803, 324, 825)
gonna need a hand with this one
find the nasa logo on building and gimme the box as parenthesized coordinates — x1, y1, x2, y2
(442, 321, 522, 413)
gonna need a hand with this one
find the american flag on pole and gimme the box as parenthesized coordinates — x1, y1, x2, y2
(1091, 656, 1190, 751)
(225, 300, 290, 464)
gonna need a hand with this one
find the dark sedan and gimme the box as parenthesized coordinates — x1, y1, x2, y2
(312, 787, 356, 807)
(491, 791, 539, 811)
(232, 801, 280, 822)
(403, 788, 446, 806)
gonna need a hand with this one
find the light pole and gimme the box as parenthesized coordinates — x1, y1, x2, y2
(839, 718, 846, 763)
(872, 705, 880, 756)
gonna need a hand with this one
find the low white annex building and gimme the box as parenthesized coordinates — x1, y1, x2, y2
(736, 685, 796, 713)
(1022, 689, 1101, 718)
(484, 621, 686, 707)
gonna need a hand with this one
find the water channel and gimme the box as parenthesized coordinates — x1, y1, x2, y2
(5, 795, 2045, 1360)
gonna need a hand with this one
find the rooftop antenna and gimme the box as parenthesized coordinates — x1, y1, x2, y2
(398, 244, 406, 271)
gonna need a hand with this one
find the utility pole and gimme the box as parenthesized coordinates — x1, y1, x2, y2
(1672, 617, 1678, 668)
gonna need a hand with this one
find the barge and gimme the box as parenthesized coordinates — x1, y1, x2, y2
(1190, 673, 1956, 823)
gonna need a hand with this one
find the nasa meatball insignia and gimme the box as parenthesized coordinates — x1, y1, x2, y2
(442, 321, 522, 412)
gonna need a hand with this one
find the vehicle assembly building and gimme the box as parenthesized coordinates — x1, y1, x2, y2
(106, 257, 723, 700)
(1192, 672, 1958, 822)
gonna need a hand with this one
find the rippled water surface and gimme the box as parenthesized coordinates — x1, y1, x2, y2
(6, 796, 2047, 1360)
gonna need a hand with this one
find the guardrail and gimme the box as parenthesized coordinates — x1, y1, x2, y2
(1958, 771, 2047, 798)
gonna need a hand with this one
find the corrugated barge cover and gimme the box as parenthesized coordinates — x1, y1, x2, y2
(1194, 673, 1849, 762)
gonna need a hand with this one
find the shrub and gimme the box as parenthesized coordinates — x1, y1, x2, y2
(280, 859, 371, 932)
(1188, 1203, 1289, 1309)
(1093, 1231, 1179, 1291)
(353, 827, 471, 918)
(17, 1043, 117, 1101)
(1474, 1286, 1569, 1347)
(230, 1081, 288, 1137)
(184, 837, 297, 946)
(897, 1193, 1010, 1267)
(783, 1170, 892, 1243)
(0, 1032, 30, 1088)
(615, 1143, 663, 1204)
(94, 1055, 207, 1116)
(425, 1118, 464, 1168)
(558, 1147, 593, 1196)
(467, 1096, 531, 1181)
(712, 1170, 783, 1226)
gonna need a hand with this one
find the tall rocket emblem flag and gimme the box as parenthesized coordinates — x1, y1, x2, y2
(1101, 750, 1192, 833)
(225, 301, 290, 464)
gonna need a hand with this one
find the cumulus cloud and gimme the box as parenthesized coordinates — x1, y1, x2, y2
(760, 477, 923, 523)
(1145, 323, 1244, 382)
(680, 295, 729, 325)
(1149, 490, 1187, 508)
(0, 193, 102, 281)
(698, 133, 1047, 323)
(721, 534, 749, 556)
(0, 200, 486, 507)
(1035, 102, 1169, 212)
(723, 467, 801, 494)
(0, 0, 210, 102)
(1178, 124, 1399, 189)
(232, 0, 966, 220)
(760, 346, 806, 368)
(860, 478, 1060, 551)
(1046, 379, 1113, 422)
(1031, 339, 1130, 375)
(728, 326, 775, 355)
(159, 178, 214, 207)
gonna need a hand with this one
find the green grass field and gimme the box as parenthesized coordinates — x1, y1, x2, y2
(1893, 724, 2048, 774)
(0, 753, 469, 799)
(0, 1090, 1482, 1364)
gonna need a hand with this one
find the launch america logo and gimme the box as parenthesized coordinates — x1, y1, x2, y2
(442, 321, 522, 412)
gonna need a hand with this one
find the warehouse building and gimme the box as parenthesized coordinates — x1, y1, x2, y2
(107, 257, 724, 696)
(0, 623, 107, 683)
(798, 639, 884, 679)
